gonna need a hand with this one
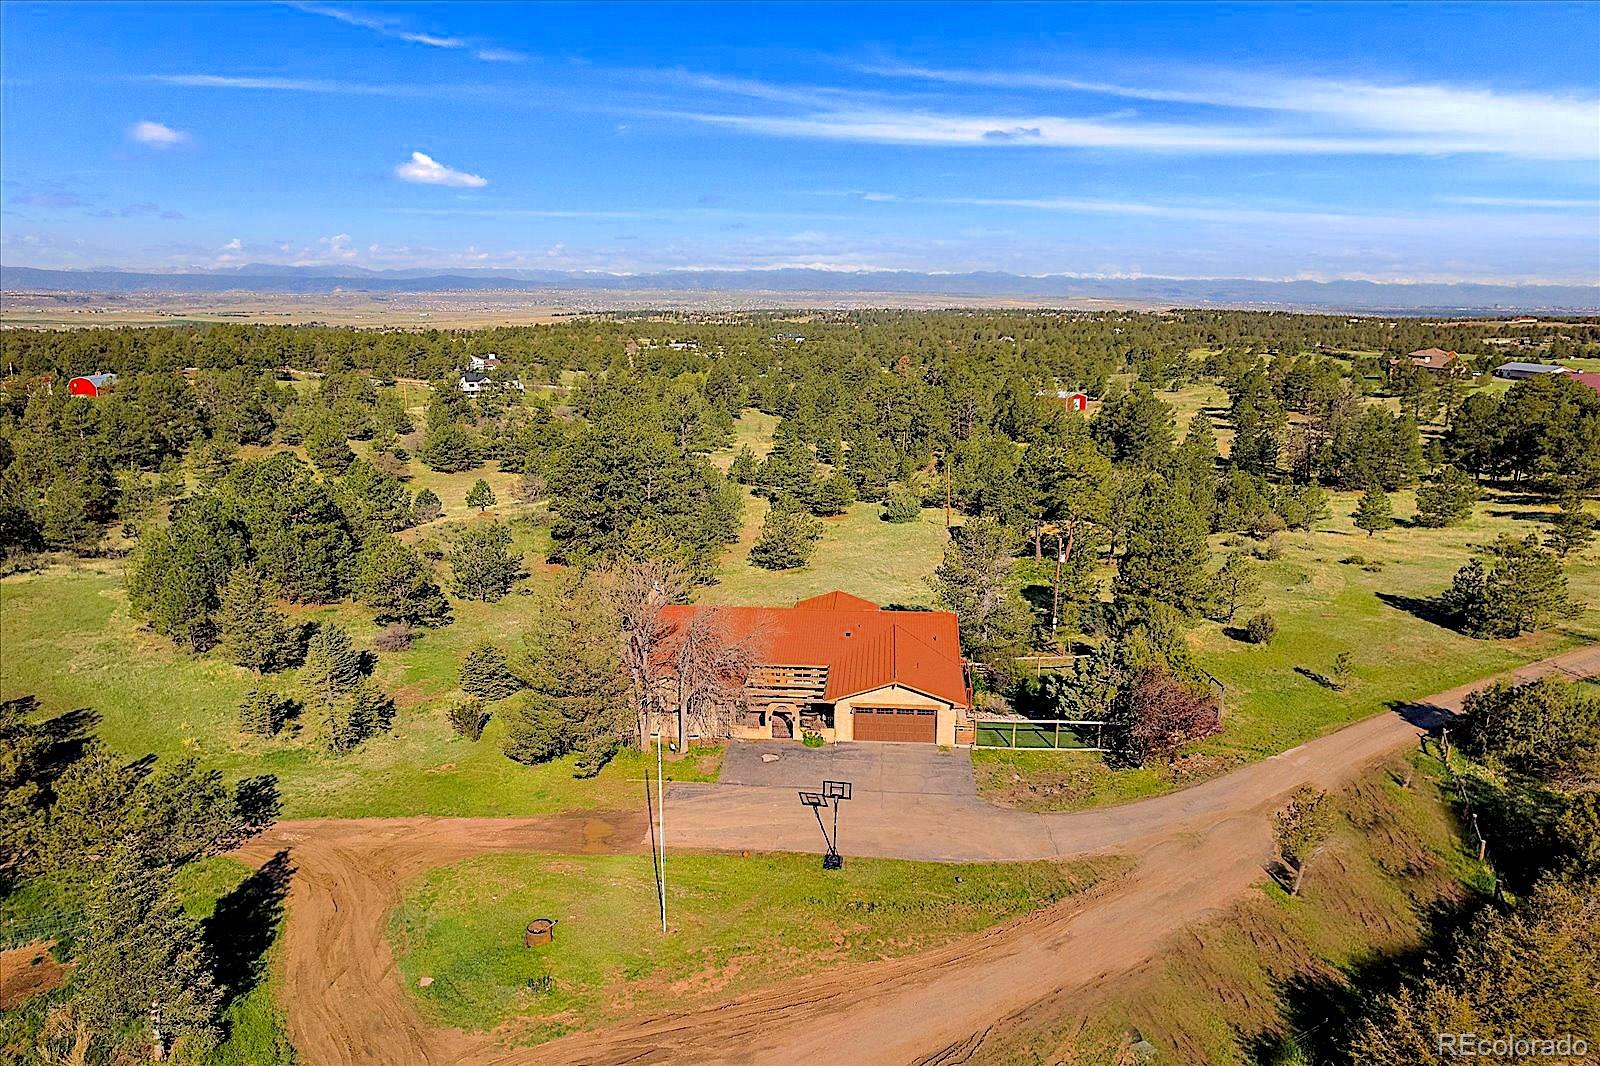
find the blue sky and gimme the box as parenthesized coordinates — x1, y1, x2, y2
(3, 1, 1598, 283)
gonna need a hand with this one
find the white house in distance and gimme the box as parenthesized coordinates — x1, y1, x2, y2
(458, 354, 524, 394)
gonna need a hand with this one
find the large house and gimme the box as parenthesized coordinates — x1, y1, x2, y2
(660, 591, 972, 745)
(1395, 347, 1465, 374)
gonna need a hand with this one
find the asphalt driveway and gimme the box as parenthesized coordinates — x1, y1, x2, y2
(719, 740, 977, 798)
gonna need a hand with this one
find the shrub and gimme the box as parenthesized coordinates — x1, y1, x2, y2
(802, 729, 825, 748)
(373, 623, 415, 651)
(1244, 611, 1277, 645)
(882, 487, 922, 524)
(238, 688, 287, 737)
(460, 641, 522, 699)
(1251, 539, 1282, 561)
(446, 697, 490, 741)
(413, 489, 443, 523)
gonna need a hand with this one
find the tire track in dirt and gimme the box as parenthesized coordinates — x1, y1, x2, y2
(235, 645, 1600, 1065)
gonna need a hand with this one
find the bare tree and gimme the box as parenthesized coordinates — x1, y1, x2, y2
(668, 608, 766, 749)
(614, 559, 692, 746)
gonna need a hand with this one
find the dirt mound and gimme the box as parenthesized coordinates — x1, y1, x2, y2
(0, 941, 70, 1010)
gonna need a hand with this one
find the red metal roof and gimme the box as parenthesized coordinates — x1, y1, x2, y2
(661, 592, 969, 707)
(794, 590, 881, 611)
(1571, 372, 1600, 395)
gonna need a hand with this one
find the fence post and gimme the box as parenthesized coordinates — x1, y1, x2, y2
(1012, 721, 1019, 749)
(1053, 721, 1060, 750)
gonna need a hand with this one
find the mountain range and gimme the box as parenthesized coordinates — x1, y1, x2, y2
(3, 264, 1596, 315)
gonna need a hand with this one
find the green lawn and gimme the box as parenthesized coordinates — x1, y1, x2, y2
(702, 494, 949, 607)
(388, 850, 1128, 1043)
(978, 484, 1600, 811)
(0, 560, 721, 819)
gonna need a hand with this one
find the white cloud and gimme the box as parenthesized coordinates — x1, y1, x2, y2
(223, 237, 243, 251)
(1442, 195, 1598, 209)
(393, 151, 489, 188)
(853, 63, 1600, 161)
(127, 120, 189, 148)
(284, 2, 521, 61)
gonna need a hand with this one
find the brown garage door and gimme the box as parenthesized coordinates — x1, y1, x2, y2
(852, 707, 937, 743)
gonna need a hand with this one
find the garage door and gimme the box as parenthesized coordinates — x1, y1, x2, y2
(852, 707, 937, 743)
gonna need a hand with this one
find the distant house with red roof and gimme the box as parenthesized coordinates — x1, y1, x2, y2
(1392, 348, 1465, 375)
(1570, 372, 1600, 397)
(660, 591, 972, 745)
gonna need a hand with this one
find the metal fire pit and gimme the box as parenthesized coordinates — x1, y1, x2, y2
(524, 918, 556, 947)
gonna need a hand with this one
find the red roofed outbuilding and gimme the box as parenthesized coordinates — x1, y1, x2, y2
(67, 372, 117, 397)
(659, 591, 972, 745)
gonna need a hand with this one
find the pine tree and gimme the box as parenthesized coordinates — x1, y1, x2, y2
(882, 484, 922, 523)
(216, 568, 299, 673)
(1272, 786, 1333, 895)
(419, 423, 477, 472)
(503, 578, 628, 773)
(466, 478, 496, 512)
(413, 488, 444, 523)
(730, 446, 758, 485)
(1353, 485, 1394, 536)
(448, 521, 523, 601)
(810, 472, 856, 516)
(757, 421, 820, 501)
(748, 500, 822, 570)
(1209, 552, 1262, 623)
(238, 687, 287, 736)
(299, 624, 362, 710)
(929, 517, 1032, 659)
(1546, 492, 1596, 558)
(72, 843, 223, 1058)
(304, 416, 355, 477)
(459, 641, 523, 700)
(354, 534, 450, 626)
(1414, 466, 1479, 528)
(1112, 478, 1212, 619)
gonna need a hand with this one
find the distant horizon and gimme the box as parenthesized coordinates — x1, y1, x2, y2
(2, 2, 1597, 286)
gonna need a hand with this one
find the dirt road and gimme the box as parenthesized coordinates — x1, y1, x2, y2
(239, 644, 1600, 1066)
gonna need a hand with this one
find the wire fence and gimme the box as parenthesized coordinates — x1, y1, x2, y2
(973, 718, 1108, 751)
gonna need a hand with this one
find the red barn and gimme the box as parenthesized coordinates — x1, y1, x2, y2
(1038, 388, 1090, 412)
(67, 372, 117, 397)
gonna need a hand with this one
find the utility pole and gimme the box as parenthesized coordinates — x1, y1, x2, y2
(656, 730, 667, 933)
(942, 454, 952, 528)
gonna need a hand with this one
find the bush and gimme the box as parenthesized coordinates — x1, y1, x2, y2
(373, 623, 415, 651)
(882, 487, 921, 523)
(1251, 539, 1282, 561)
(459, 642, 522, 699)
(802, 729, 825, 748)
(238, 688, 288, 737)
(446, 697, 490, 741)
(1244, 611, 1277, 645)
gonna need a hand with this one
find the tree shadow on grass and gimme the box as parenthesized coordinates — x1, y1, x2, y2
(204, 849, 295, 1010)
(1374, 591, 1460, 631)
(1485, 508, 1555, 525)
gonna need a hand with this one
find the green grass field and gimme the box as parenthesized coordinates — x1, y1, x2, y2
(4, 404, 1597, 820)
(388, 850, 1128, 1043)
(976, 483, 1600, 811)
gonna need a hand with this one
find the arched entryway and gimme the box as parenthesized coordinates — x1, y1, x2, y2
(770, 710, 795, 739)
